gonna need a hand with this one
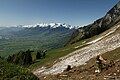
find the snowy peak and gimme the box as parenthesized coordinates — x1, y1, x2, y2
(22, 23, 78, 29)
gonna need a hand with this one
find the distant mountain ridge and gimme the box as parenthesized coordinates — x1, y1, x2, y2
(17, 23, 79, 29)
(68, 1, 120, 44)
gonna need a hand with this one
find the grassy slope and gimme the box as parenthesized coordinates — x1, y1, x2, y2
(0, 59, 39, 80)
(102, 47, 120, 60)
(40, 24, 120, 80)
(29, 37, 92, 70)
(29, 24, 114, 70)
(29, 27, 112, 70)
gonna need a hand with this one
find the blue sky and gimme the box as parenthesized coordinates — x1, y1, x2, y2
(0, 0, 119, 26)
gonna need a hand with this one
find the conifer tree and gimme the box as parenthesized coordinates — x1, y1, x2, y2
(23, 50, 32, 65)
(36, 52, 42, 59)
(43, 52, 46, 58)
(7, 55, 12, 63)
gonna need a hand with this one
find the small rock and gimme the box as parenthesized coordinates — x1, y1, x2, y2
(117, 70, 119, 72)
(44, 76, 46, 79)
(104, 77, 107, 80)
(60, 75, 68, 77)
(113, 73, 116, 76)
(95, 69, 100, 73)
(108, 73, 111, 76)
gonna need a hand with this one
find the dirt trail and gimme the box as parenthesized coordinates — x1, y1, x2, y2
(33, 25, 120, 77)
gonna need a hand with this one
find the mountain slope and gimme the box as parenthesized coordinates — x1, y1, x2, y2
(68, 1, 120, 44)
(33, 1, 120, 78)
(43, 47, 120, 80)
(33, 23, 120, 77)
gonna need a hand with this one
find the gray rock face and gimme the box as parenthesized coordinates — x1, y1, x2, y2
(69, 1, 120, 44)
(103, 1, 120, 28)
(117, 1, 120, 8)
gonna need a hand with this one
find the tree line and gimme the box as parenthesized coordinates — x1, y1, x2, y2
(6, 49, 46, 66)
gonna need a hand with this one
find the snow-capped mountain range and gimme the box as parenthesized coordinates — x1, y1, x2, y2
(21, 23, 79, 29)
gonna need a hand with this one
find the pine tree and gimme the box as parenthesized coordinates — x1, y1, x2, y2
(43, 52, 46, 58)
(36, 52, 42, 59)
(23, 50, 32, 65)
(18, 51, 25, 65)
(7, 55, 12, 63)
(13, 55, 19, 64)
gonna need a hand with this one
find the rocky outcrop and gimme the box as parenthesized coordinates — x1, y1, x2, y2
(69, 1, 120, 44)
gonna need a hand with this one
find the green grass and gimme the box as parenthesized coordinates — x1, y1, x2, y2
(29, 39, 90, 70)
(30, 48, 74, 69)
(0, 59, 39, 80)
(102, 47, 120, 60)
(86, 47, 120, 67)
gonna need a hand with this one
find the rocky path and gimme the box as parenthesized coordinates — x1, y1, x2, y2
(33, 25, 120, 77)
